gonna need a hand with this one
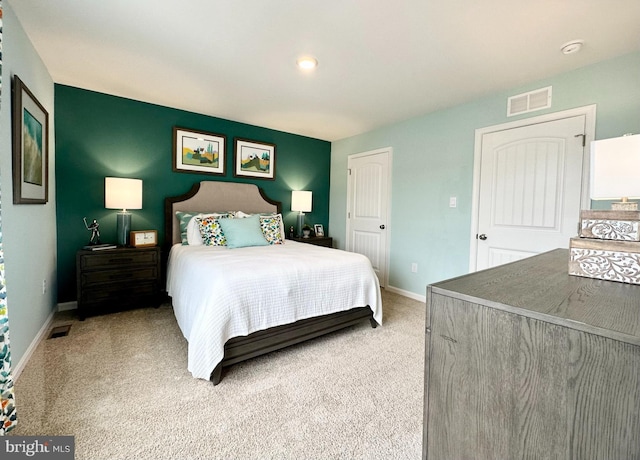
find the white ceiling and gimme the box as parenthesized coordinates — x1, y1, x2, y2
(10, 0, 640, 141)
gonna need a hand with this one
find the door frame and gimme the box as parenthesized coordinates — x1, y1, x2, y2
(469, 105, 596, 272)
(346, 147, 393, 288)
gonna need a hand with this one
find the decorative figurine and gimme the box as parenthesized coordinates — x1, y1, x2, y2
(83, 217, 101, 245)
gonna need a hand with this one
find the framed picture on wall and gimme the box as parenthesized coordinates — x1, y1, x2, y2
(233, 138, 276, 180)
(173, 126, 226, 175)
(12, 75, 49, 204)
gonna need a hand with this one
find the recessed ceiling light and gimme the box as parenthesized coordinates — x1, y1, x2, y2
(296, 56, 318, 70)
(561, 40, 584, 55)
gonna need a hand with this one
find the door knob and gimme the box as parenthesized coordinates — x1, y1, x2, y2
(380, 225, 386, 230)
(478, 234, 487, 240)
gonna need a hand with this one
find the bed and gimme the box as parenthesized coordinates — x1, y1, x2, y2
(164, 181, 382, 384)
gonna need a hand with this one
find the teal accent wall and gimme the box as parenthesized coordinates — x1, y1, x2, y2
(330, 51, 640, 298)
(55, 85, 330, 302)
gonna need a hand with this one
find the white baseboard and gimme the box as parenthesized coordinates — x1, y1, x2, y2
(13, 308, 56, 381)
(385, 285, 426, 303)
(13, 302, 77, 380)
(57, 301, 77, 312)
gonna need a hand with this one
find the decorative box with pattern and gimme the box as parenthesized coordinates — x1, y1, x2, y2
(569, 237, 640, 285)
(579, 210, 640, 241)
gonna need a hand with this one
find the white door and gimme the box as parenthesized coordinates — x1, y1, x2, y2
(346, 148, 391, 286)
(475, 115, 587, 270)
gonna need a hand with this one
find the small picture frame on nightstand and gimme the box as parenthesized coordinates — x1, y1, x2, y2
(314, 224, 324, 237)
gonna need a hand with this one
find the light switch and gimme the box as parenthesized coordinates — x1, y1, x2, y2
(449, 197, 457, 208)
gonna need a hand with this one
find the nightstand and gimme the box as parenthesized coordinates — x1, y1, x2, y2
(290, 236, 333, 248)
(76, 246, 161, 320)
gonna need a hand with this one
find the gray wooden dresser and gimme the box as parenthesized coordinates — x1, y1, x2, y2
(423, 249, 640, 459)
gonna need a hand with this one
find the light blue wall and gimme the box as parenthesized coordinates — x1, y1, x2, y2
(0, 1, 57, 370)
(330, 51, 640, 298)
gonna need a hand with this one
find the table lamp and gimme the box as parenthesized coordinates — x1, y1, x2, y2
(105, 177, 143, 246)
(590, 134, 640, 210)
(291, 190, 312, 237)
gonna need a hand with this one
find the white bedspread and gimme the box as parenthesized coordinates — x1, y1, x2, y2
(166, 241, 382, 379)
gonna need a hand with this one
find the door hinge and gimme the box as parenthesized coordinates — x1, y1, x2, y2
(348, 168, 352, 175)
(574, 133, 586, 147)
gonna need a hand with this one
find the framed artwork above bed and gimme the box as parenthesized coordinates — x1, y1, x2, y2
(173, 126, 226, 176)
(233, 137, 276, 180)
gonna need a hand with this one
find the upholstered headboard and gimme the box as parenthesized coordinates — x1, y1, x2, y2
(164, 181, 281, 246)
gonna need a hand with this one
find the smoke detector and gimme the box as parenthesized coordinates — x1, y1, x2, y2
(561, 40, 584, 55)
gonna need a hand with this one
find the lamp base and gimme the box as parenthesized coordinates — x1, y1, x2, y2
(296, 212, 305, 238)
(116, 211, 132, 246)
(612, 201, 638, 211)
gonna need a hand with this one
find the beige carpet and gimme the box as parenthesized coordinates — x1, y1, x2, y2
(11, 289, 425, 459)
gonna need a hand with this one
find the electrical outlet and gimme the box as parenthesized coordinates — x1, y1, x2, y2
(411, 263, 418, 273)
(449, 197, 457, 208)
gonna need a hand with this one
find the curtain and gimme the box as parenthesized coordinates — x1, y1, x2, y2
(0, 0, 18, 435)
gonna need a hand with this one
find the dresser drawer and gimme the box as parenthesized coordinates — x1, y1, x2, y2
(78, 249, 159, 270)
(79, 280, 159, 305)
(80, 266, 159, 286)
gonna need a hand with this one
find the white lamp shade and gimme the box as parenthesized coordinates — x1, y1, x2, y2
(590, 134, 640, 200)
(105, 177, 143, 210)
(291, 190, 312, 212)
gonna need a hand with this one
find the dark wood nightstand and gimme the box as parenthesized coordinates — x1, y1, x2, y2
(290, 236, 333, 248)
(76, 246, 162, 320)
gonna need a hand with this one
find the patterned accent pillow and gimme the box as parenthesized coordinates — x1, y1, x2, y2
(259, 214, 284, 244)
(176, 211, 202, 245)
(197, 214, 232, 246)
(187, 213, 232, 245)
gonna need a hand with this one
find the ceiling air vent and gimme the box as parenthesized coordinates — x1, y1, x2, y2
(507, 86, 552, 117)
